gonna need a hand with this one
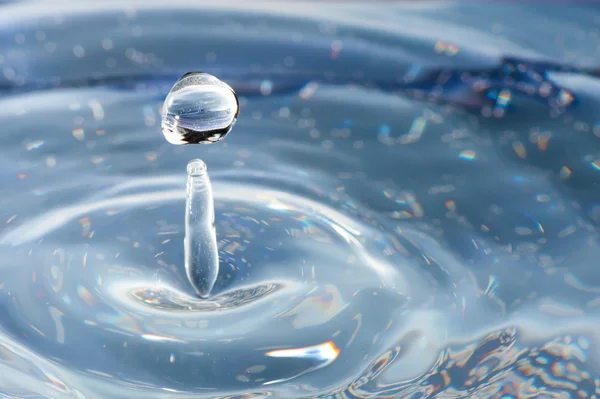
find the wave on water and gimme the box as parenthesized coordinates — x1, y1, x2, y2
(0, 1, 599, 398)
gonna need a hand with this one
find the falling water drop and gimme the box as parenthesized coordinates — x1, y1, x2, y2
(184, 159, 219, 298)
(161, 72, 239, 145)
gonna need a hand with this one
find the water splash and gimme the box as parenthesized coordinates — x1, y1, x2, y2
(184, 159, 219, 298)
(161, 72, 239, 298)
(161, 72, 239, 145)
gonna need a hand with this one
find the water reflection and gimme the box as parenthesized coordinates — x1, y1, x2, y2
(0, 1, 599, 398)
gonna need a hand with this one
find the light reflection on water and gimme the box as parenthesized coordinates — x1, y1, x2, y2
(0, 1, 600, 398)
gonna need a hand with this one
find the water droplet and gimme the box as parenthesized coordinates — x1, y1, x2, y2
(161, 72, 239, 145)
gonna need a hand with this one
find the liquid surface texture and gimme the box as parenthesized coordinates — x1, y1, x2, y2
(161, 72, 239, 145)
(0, 1, 600, 398)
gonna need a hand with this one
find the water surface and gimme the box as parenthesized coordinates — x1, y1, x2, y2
(0, 1, 600, 398)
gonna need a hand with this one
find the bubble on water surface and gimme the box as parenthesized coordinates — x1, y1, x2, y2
(161, 72, 239, 145)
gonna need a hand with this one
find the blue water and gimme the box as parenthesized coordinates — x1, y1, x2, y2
(1, 1, 600, 398)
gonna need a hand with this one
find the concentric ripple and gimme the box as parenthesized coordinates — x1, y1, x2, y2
(0, 175, 461, 397)
(1, 1, 600, 398)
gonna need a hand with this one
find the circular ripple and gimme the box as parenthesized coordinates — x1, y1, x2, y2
(0, 176, 453, 396)
(2, 2, 599, 398)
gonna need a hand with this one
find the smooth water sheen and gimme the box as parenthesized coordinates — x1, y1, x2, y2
(162, 72, 239, 145)
(1, 1, 600, 398)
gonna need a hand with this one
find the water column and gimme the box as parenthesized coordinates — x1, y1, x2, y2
(184, 159, 218, 298)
